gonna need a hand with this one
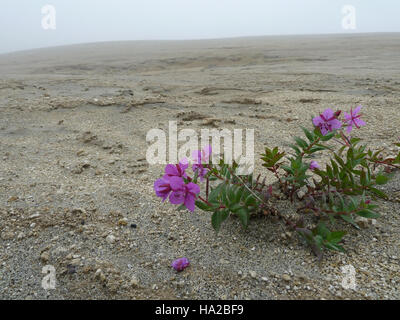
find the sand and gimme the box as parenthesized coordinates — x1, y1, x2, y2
(0, 33, 399, 299)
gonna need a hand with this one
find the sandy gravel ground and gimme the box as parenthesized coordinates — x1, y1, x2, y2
(0, 33, 399, 299)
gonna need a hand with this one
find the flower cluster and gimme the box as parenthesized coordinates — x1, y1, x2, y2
(154, 145, 211, 212)
(312, 105, 365, 136)
(153, 105, 400, 260)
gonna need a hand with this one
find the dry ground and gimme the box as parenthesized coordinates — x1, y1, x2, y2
(0, 33, 399, 299)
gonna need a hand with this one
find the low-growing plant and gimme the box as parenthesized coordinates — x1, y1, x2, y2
(154, 106, 400, 259)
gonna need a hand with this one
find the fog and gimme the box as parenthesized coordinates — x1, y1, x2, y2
(0, 0, 399, 53)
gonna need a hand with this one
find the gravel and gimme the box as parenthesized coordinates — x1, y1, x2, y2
(0, 34, 400, 299)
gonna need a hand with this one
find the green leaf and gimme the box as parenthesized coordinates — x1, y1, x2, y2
(341, 214, 360, 230)
(301, 126, 315, 142)
(195, 200, 212, 211)
(244, 194, 257, 206)
(327, 231, 346, 244)
(324, 242, 345, 253)
(356, 209, 380, 219)
(176, 204, 187, 211)
(320, 131, 335, 141)
(294, 137, 308, 149)
(368, 187, 388, 199)
(236, 209, 249, 228)
(375, 174, 389, 185)
(316, 222, 330, 239)
(211, 209, 230, 233)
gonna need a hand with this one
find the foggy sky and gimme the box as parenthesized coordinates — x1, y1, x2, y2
(0, 0, 399, 54)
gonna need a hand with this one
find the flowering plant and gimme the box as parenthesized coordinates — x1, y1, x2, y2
(154, 106, 400, 259)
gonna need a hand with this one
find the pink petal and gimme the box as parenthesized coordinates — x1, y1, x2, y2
(355, 118, 366, 127)
(191, 149, 202, 164)
(169, 176, 185, 190)
(179, 159, 189, 170)
(322, 108, 334, 119)
(344, 112, 352, 122)
(169, 190, 185, 204)
(187, 182, 200, 195)
(353, 105, 362, 115)
(184, 194, 196, 212)
(330, 119, 342, 130)
(320, 126, 329, 136)
(312, 116, 323, 127)
(165, 164, 178, 176)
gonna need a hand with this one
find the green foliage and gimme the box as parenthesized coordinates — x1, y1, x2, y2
(195, 160, 260, 232)
(191, 113, 399, 260)
(261, 147, 285, 168)
(297, 222, 346, 259)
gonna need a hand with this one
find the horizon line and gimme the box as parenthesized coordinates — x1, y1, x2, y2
(1, 31, 400, 56)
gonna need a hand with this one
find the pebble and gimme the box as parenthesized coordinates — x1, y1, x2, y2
(1, 231, 14, 240)
(118, 218, 128, 226)
(40, 251, 49, 262)
(130, 276, 139, 288)
(95, 269, 106, 282)
(282, 274, 292, 282)
(249, 271, 257, 278)
(106, 234, 116, 244)
(70, 258, 81, 266)
(355, 217, 370, 229)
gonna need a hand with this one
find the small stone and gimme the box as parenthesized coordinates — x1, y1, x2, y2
(8, 196, 18, 202)
(297, 190, 306, 199)
(118, 218, 128, 226)
(249, 271, 257, 278)
(76, 150, 86, 156)
(95, 269, 106, 282)
(130, 276, 139, 287)
(261, 277, 268, 282)
(29, 213, 41, 219)
(1, 231, 14, 240)
(282, 274, 291, 282)
(40, 251, 49, 262)
(70, 258, 80, 266)
(106, 234, 116, 244)
(355, 217, 369, 229)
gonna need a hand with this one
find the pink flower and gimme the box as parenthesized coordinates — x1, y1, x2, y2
(163, 160, 188, 180)
(168, 176, 200, 212)
(171, 257, 190, 272)
(310, 161, 320, 171)
(344, 105, 366, 133)
(192, 145, 212, 181)
(313, 108, 342, 136)
(154, 177, 172, 201)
